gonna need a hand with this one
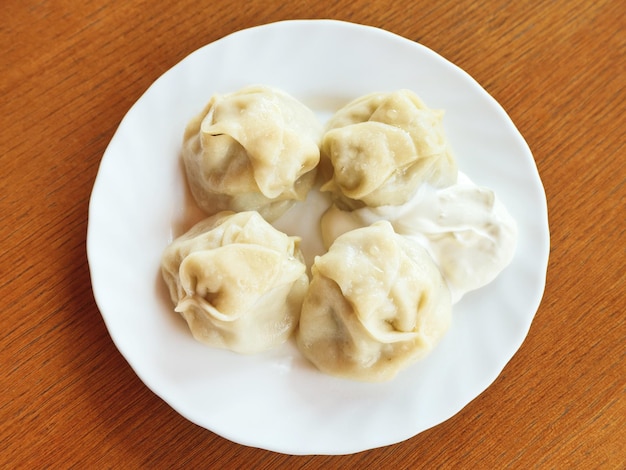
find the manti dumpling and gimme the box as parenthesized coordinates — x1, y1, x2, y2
(182, 85, 322, 221)
(161, 211, 309, 354)
(296, 221, 452, 382)
(320, 90, 457, 210)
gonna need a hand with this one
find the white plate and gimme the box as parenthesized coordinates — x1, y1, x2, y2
(87, 20, 549, 455)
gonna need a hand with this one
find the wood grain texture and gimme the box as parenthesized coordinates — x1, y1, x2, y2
(1, 0, 624, 468)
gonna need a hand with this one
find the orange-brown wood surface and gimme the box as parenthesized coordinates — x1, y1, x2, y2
(1, 1, 624, 468)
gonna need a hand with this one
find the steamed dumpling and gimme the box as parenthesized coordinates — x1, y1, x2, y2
(296, 221, 452, 382)
(161, 211, 309, 354)
(320, 90, 457, 210)
(182, 85, 322, 221)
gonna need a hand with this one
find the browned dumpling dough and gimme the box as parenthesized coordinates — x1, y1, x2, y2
(182, 85, 322, 221)
(320, 90, 457, 210)
(297, 221, 452, 382)
(161, 211, 309, 354)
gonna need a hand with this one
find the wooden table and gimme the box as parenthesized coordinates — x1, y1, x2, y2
(2, 0, 624, 467)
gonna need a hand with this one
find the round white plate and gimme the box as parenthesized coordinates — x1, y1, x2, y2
(87, 20, 549, 455)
